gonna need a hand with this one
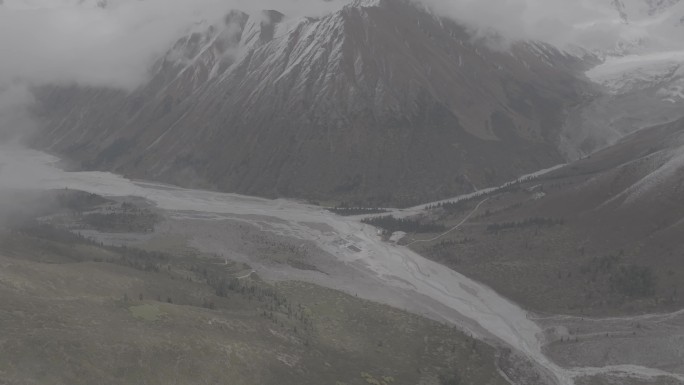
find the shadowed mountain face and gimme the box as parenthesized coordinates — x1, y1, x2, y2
(34, 0, 592, 206)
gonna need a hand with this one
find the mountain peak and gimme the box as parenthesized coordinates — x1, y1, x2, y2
(35, 0, 591, 205)
(348, 0, 387, 8)
(239, 9, 287, 50)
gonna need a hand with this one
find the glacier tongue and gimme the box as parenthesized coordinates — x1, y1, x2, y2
(586, 51, 684, 97)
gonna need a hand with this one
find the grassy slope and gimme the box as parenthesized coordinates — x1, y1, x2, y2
(407, 120, 684, 316)
(0, 227, 507, 385)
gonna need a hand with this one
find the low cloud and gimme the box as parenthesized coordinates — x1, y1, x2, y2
(416, 0, 684, 52)
(0, 84, 37, 144)
(0, 0, 682, 142)
(1, 0, 681, 93)
(0, 0, 348, 90)
(1, 0, 680, 94)
(0, 0, 348, 140)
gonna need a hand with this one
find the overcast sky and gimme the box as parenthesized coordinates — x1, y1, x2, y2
(1, 0, 682, 89)
(0, 0, 682, 142)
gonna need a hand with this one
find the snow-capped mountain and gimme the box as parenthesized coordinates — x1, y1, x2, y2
(561, 51, 684, 158)
(561, 0, 684, 158)
(612, 0, 682, 20)
(33, 0, 593, 205)
(602, 0, 684, 54)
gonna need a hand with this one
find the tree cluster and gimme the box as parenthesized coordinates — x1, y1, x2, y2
(328, 207, 389, 216)
(362, 215, 446, 234)
(611, 265, 656, 298)
(426, 201, 468, 214)
(486, 217, 564, 233)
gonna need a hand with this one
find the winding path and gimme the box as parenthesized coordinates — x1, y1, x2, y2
(406, 197, 490, 246)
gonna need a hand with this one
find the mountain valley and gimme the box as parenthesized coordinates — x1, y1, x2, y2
(2, 0, 684, 384)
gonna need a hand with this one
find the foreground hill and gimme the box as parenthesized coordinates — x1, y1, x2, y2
(0, 191, 507, 385)
(34, 0, 592, 206)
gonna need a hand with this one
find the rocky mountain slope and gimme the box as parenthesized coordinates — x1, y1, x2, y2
(34, 0, 593, 206)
